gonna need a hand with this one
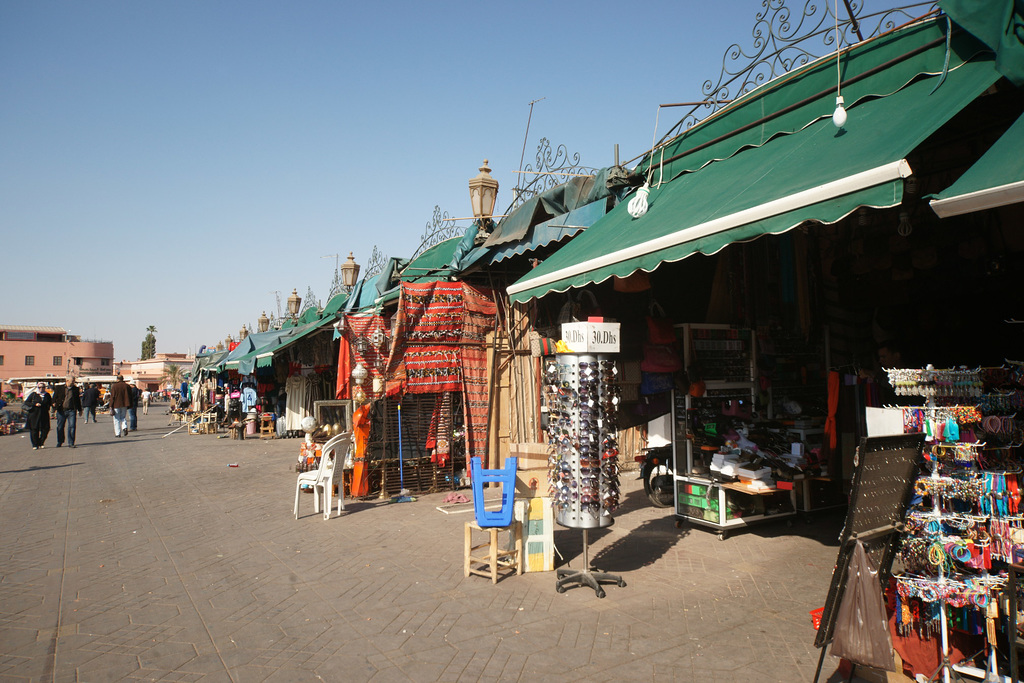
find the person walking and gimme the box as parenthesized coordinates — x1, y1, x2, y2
(109, 374, 132, 438)
(128, 382, 140, 431)
(23, 382, 52, 450)
(52, 376, 82, 448)
(81, 382, 100, 423)
(141, 388, 151, 415)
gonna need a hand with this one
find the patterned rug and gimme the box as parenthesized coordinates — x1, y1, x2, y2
(390, 282, 497, 466)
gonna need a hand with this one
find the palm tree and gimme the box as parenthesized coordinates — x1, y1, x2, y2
(141, 325, 157, 360)
(161, 364, 183, 391)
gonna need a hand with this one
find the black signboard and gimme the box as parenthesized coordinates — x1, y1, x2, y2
(813, 433, 925, 649)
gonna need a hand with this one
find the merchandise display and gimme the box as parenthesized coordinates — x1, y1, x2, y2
(884, 362, 1024, 680)
(543, 353, 621, 528)
(672, 324, 813, 539)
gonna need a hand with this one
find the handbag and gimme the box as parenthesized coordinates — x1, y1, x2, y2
(641, 343, 682, 373)
(646, 301, 676, 345)
(640, 371, 675, 395)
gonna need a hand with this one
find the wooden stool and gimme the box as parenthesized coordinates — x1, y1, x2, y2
(256, 413, 272, 440)
(229, 424, 245, 440)
(464, 519, 523, 584)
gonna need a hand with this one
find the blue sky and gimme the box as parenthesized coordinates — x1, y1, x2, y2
(1, 0, 911, 360)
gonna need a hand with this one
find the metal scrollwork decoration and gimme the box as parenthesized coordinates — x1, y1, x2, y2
(363, 245, 388, 279)
(507, 137, 598, 213)
(663, 1, 939, 140)
(411, 205, 464, 260)
(300, 286, 320, 317)
(326, 267, 344, 301)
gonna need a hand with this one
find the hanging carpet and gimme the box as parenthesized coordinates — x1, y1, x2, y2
(390, 281, 497, 466)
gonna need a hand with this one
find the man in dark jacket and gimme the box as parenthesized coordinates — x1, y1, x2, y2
(109, 375, 132, 438)
(81, 382, 100, 423)
(128, 382, 140, 431)
(24, 382, 52, 450)
(52, 376, 82, 448)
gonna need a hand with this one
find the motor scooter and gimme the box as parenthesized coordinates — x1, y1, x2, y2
(635, 444, 674, 507)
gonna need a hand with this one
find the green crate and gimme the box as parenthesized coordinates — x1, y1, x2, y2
(681, 482, 707, 496)
(678, 493, 719, 511)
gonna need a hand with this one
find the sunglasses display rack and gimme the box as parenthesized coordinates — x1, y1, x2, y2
(543, 353, 622, 529)
(544, 352, 626, 598)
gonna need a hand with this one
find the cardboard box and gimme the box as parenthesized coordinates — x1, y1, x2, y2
(515, 467, 549, 499)
(516, 497, 554, 572)
(509, 442, 549, 470)
(560, 322, 621, 353)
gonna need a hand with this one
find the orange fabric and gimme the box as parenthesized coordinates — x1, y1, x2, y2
(350, 404, 372, 496)
(825, 370, 840, 448)
(335, 333, 352, 399)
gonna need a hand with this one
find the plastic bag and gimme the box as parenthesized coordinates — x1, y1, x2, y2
(829, 540, 895, 670)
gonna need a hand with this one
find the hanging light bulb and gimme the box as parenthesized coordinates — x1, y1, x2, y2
(898, 211, 913, 237)
(627, 183, 650, 218)
(832, 95, 847, 128)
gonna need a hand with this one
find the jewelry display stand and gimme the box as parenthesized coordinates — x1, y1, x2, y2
(545, 351, 625, 598)
(887, 365, 1014, 683)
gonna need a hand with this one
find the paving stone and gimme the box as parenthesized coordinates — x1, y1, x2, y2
(0, 409, 857, 682)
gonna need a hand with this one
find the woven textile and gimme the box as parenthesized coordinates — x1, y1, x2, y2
(427, 392, 453, 466)
(461, 284, 497, 465)
(343, 313, 389, 401)
(396, 282, 465, 394)
(390, 282, 497, 465)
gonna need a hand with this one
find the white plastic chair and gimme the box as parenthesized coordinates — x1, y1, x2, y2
(293, 432, 350, 520)
(317, 431, 353, 520)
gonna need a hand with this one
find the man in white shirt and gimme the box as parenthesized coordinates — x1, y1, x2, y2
(141, 389, 152, 415)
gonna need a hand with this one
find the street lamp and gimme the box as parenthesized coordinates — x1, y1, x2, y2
(257, 312, 270, 333)
(287, 289, 302, 320)
(340, 252, 361, 291)
(239, 325, 248, 340)
(469, 159, 499, 222)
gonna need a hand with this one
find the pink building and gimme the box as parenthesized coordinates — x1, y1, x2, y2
(121, 353, 193, 392)
(0, 325, 114, 394)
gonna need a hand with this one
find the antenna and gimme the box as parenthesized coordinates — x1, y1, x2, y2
(515, 97, 546, 203)
(268, 291, 282, 319)
(321, 254, 339, 272)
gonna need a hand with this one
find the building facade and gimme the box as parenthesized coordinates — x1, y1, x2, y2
(120, 353, 193, 392)
(1, 325, 115, 392)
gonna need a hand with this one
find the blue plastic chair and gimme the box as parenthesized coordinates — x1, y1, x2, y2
(469, 456, 517, 527)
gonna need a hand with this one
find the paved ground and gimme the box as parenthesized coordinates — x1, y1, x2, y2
(0, 408, 862, 682)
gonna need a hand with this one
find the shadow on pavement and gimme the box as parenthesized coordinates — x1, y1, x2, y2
(0, 462, 83, 475)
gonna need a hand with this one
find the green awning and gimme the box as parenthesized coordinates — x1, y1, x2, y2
(375, 237, 465, 307)
(940, 0, 1024, 87)
(633, 19, 991, 188)
(929, 112, 1024, 217)
(508, 37, 999, 304)
(223, 317, 335, 375)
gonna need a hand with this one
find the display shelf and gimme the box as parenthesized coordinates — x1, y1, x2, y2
(674, 473, 796, 540)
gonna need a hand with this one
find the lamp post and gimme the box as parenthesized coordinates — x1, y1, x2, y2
(239, 325, 248, 341)
(341, 252, 361, 291)
(257, 312, 270, 333)
(287, 288, 302, 321)
(469, 159, 499, 243)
